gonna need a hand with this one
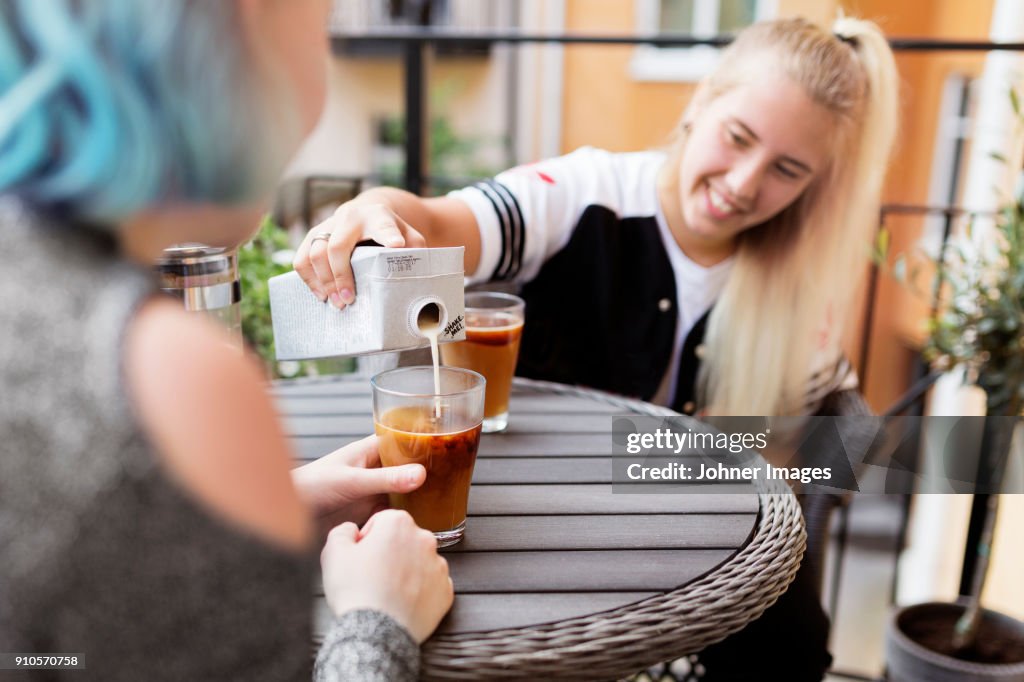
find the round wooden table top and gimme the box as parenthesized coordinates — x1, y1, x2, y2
(275, 375, 803, 680)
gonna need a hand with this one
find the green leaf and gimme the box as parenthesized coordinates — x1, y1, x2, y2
(1011, 87, 1021, 117)
(990, 151, 1009, 163)
(239, 216, 302, 376)
(978, 317, 999, 334)
(877, 228, 890, 258)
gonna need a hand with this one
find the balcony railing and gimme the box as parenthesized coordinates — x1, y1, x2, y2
(325, 27, 1024, 196)
(329, 0, 508, 31)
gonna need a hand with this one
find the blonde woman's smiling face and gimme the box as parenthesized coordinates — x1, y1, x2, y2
(676, 72, 835, 245)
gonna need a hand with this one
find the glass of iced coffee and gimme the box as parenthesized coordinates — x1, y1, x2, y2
(371, 366, 485, 547)
(440, 292, 524, 433)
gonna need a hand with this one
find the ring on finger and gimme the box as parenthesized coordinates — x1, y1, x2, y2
(310, 231, 332, 245)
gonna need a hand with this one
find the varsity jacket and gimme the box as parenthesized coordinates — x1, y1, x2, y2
(450, 147, 854, 415)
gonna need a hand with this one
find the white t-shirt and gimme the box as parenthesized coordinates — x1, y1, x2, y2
(651, 207, 733, 405)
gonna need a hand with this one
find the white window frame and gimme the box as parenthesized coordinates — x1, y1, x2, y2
(920, 73, 976, 258)
(630, 0, 777, 83)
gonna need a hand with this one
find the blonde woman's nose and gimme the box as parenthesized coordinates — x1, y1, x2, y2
(724, 157, 763, 206)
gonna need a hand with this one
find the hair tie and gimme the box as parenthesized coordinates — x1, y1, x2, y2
(834, 32, 858, 48)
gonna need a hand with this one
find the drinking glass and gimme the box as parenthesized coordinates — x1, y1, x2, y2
(371, 366, 485, 547)
(440, 292, 524, 433)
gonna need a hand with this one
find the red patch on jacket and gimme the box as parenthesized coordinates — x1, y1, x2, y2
(510, 163, 557, 185)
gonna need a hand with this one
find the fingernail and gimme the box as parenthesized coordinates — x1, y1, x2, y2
(329, 292, 344, 309)
(340, 288, 355, 305)
(405, 468, 421, 485)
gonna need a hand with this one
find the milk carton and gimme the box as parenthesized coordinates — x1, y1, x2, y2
(269, 246, 466, 360)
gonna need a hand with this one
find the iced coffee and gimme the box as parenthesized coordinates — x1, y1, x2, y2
(440, 292, 524, 433)
(371, 366, 485, 547)
(375, 407, 482, 534)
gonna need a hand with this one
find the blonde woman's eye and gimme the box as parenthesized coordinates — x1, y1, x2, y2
(775, 164, 799, 179)
(727, 129, 748, 147)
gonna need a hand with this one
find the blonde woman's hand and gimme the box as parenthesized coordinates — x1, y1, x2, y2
(321, 510, 454, 643)
(292, 199, 427, 309)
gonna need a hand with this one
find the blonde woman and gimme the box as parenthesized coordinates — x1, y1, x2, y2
(298, 17, 895, 421)
(296, 15, 898, 680)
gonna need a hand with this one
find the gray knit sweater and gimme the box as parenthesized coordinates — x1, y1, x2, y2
(0, 198, 418, 681)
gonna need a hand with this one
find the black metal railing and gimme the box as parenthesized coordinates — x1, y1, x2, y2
(861, 204, 995, 393)
(327, 28, 1024, 195)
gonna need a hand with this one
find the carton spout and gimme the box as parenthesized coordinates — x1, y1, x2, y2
(414, 300, 443, 336)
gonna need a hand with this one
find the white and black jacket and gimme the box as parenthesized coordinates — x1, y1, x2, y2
(451, 147, 855, 415)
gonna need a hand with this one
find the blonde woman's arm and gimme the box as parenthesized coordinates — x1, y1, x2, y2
(292, 187, 482, 308)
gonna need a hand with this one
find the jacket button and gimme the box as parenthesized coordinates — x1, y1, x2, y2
(695, 344, 706, 359)
(682, 401, 696, 414)
(658, 298, 672, 312)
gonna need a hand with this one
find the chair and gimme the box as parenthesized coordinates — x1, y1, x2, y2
(634, 376, 943, 682)
(805, 372, 943, 682)
(271, 175, 363, 233)
(799, 388, 874, 602)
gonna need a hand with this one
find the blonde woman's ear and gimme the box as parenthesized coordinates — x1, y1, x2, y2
(682, 78, 712, 129)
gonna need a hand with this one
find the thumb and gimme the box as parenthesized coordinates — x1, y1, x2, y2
(345, 463, 426, 496)
(323, 521, 359, 552)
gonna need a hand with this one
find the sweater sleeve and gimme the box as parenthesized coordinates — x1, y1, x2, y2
(314, 610, 420, 682)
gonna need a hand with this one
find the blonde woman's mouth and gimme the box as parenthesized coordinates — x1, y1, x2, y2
(705, 183, 738, 219)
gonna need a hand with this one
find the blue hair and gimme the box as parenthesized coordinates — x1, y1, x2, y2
(0, 0, 285, 224)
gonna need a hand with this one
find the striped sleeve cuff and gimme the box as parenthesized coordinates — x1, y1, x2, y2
(448, 179, 525, 284)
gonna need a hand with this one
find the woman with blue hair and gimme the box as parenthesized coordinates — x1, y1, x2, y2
(0, 1, 451, 679)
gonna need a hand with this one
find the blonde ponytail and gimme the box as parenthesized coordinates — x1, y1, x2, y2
(693, 16, 899, 415)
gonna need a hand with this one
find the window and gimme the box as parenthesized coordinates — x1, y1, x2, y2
(384, 0, 451, 26)
(330, 0, 452, 32)
(630, 0, 776, 82)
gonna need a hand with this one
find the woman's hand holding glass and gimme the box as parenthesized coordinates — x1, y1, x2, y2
(295, 435, 453, 641)
(291, 434, 426, 539)
(321, 510, 454, 643)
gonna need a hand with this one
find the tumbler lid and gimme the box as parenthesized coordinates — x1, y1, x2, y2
(156, 243, 235, 277)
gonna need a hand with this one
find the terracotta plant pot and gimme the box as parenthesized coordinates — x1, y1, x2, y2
(887, 600, 1024, 682)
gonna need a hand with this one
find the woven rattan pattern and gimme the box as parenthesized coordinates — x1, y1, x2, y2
(418, 379, 806, 681)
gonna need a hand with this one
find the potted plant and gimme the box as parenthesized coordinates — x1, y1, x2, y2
(876, 112, 1024, 679)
